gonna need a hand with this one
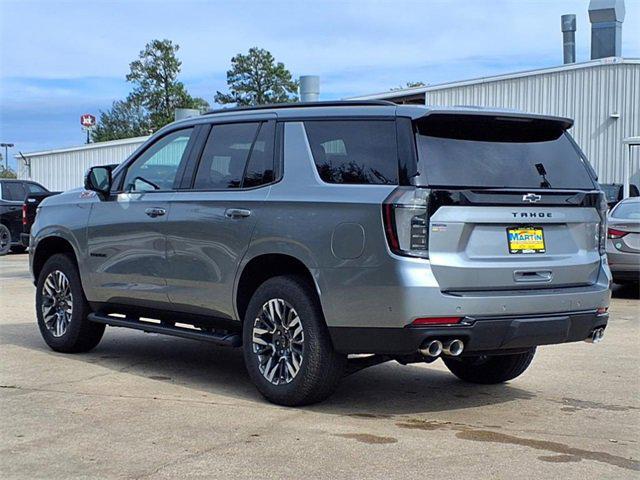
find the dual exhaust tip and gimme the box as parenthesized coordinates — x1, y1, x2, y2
(419, 339, 464, 358)
(585, 327, 605, 344)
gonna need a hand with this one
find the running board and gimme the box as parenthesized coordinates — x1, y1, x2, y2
(87, 313, 242, 347)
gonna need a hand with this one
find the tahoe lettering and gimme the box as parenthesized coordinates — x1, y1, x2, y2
(511, 212, 552, 218)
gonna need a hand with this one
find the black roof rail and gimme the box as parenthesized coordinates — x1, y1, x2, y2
(203, 100, 396, 115)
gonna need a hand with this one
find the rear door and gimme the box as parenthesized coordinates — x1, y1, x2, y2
(164, 120, 276, 318)
(413, 113, 602, 291)
(86, 127, 196, 307)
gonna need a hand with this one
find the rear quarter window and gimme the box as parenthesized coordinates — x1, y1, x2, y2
(304, 120, 398, 185)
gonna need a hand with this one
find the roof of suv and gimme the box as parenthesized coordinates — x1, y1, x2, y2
(170, 100, 573, 130)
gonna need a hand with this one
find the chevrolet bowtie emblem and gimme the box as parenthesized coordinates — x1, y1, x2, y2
(522, 193, 542, 203)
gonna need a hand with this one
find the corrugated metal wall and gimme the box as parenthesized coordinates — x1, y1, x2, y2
(18, 137, 148, 191)
(424, 62, 640, 185)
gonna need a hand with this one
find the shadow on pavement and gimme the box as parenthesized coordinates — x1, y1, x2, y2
(1, 322, 535, 416)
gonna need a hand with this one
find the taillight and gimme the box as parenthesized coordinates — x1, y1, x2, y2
(607, 228, 628, 239)
(597, 191, 608, 255)
(22, 204, 27, 226)
(382, 187, 430, 258)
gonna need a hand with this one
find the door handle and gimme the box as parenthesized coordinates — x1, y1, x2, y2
(144, 207, 166, 218)
(225, 208, 251, 219)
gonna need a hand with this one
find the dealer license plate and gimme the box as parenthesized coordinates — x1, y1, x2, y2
(507, 227, 546, 254)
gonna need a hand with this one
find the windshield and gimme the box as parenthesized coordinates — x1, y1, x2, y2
(414, 115, 596, 190)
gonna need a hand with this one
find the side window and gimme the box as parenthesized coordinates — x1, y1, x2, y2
(26, 183, 47, 194)
(123, 128, 193, 192)
(243, 122, 275, 188)
(304, 120, 398, 185)
(194, 123, 259, 190)
(3, 182, 27, 201)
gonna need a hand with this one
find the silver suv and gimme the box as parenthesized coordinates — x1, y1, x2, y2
(30, 101, 611, 405)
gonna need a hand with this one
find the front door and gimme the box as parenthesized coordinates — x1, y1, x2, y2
(85, 128, 195, 309)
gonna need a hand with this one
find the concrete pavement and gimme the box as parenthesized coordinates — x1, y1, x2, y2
(1, 253, 638, 479)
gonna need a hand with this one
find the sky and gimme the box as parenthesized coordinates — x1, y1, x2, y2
(1, 0, 639, 169)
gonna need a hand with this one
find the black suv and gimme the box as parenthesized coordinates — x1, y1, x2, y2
(0, 179, 49, 255)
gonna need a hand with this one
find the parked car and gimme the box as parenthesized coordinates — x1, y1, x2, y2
(599, 183, 639, 209)
(0, 179, 50, 255)
(606, 197, 640, 285)
(29, 101, 611, 406)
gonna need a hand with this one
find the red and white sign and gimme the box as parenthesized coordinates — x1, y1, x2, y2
(80, 114, 96, 128)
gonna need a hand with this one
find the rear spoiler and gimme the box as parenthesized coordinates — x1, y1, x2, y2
(413, 111, 574, 143)
(416, 109, 573, 130)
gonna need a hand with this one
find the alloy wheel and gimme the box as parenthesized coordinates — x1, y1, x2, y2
(41, 270, 73, 337)
(0, 229, 9, 250)
(252, 298, 304, 385)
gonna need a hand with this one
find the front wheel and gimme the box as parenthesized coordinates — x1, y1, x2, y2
(242, 275, 346, 406)
(442, 348, 536, 384)
(36, 253, 105, 353)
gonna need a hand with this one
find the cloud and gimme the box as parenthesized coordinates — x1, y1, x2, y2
(1, 0, 639, 156)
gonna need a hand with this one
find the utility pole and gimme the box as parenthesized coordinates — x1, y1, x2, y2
(1, 143, 14, 170)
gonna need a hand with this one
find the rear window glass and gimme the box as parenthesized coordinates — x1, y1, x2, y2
(414, 115, 596, 190)
(304, 120, 398, 185)
(2, 182, 27, 201)
(611, 202, 640, 219)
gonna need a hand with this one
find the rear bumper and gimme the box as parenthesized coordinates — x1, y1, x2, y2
(329, 310, 609, 355)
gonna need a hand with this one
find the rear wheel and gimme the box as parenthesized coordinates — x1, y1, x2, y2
(442, 348, 536, 384)
(0, 224, 10, 255)
(242, 275, 346, 406)
(36, 253, 105, 353)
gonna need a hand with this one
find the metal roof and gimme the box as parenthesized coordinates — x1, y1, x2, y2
(18, 135, 149, 158)
(350, 57, 640, 100)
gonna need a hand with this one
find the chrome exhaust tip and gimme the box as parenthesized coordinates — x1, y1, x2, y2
(442, 339, 464, 356)
(585, 327, 605, 344)
(419, 340, 443, 357)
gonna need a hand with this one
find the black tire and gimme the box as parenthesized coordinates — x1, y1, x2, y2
(242, 275, 346, 406)
(36, 253, 105, 353)
(10, 245, 27, 254)
(442, 348, 536, 384)
(0, 224, 10, 256)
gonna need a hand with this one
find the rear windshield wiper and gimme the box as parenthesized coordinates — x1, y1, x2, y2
(535, 163, 552, 188)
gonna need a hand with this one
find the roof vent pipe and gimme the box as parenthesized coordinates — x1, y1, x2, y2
(588, 0, 625, 59)
(175, 108, 201, 121)
(561, 14, 577, 64)
(299, 76, 320, 102)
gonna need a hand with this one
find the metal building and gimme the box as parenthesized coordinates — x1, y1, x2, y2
(17, 136, 148, 191)
(351, 57, 640, 189)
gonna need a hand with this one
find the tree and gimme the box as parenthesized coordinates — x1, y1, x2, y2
(126, 39, 209, 130)
(215, 47, 298, 106)
(0, 165, 17, 179)
(91, 99, 152, 143)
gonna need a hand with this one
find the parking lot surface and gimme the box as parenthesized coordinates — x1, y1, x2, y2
(1, 253, 638, 479)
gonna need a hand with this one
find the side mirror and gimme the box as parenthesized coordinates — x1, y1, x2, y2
(84, 166, 112, 196)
